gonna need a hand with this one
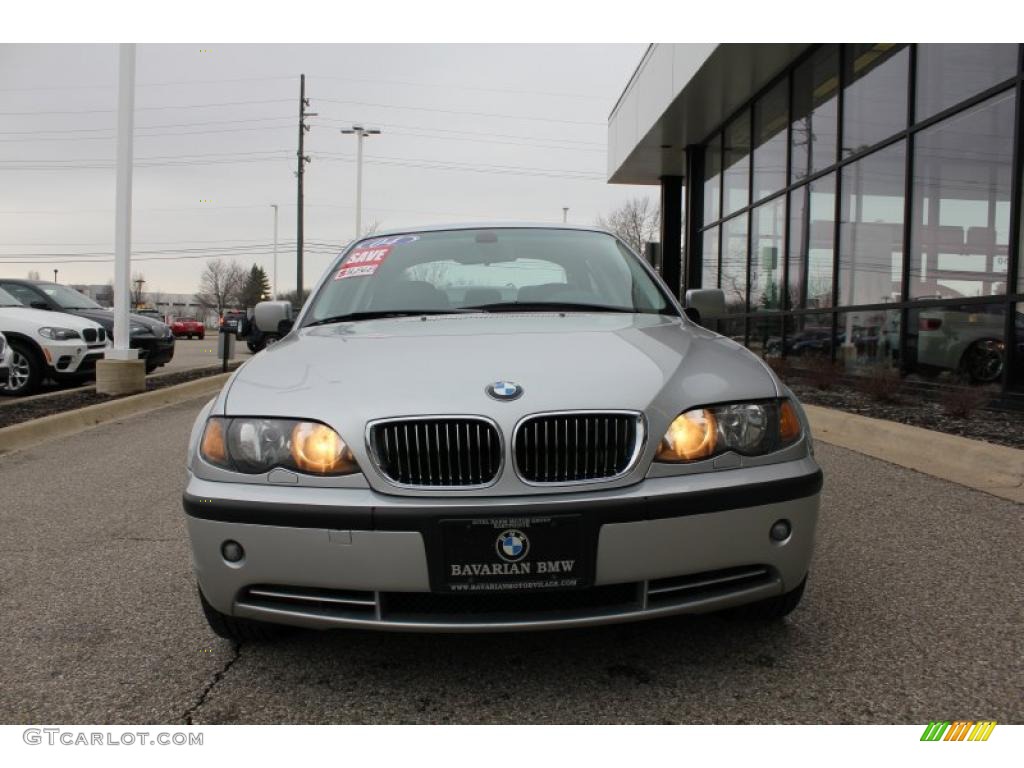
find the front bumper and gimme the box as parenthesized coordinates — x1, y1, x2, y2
(43, 341, 107, 377)
(184, 458, 822, 632)
(132, 335, 175, 367)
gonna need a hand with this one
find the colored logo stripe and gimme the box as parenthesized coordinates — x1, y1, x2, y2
(921, 721, 996, 741)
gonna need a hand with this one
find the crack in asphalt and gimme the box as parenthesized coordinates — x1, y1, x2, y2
(182, 642, 241, 725)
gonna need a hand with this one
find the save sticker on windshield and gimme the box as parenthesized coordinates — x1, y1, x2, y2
(334, 245, 392, 280)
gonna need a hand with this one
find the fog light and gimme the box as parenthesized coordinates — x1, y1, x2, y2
(221, 540, 245, 563)
(769, 520, 791, 543)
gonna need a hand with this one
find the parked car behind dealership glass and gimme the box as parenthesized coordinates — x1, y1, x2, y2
(0, 279, 174, 373)
(183, 225, 822, 639)
(916, 305, 1023, 384)
(0, 286, 110, 395)
(0, 330, 12, 389)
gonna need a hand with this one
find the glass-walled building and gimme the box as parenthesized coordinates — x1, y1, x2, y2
(608, 44, 1023, 395)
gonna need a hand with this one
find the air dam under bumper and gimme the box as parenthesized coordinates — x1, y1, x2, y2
(185, 458, 821, 632)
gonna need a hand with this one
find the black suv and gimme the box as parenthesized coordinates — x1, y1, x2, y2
(0, 279, 175, 373)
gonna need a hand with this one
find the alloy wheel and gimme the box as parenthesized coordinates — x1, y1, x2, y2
(963, 340, 1003, 384)
(5, 349, 31, 393)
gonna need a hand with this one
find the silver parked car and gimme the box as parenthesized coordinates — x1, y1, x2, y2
(183, 225, 822, 638)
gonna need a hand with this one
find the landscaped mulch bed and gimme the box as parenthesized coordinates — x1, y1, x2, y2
(784, 378, 1024, 450)
(0, 363, 242, 430)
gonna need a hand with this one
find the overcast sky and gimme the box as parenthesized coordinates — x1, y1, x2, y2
(0, 43, 653, 297)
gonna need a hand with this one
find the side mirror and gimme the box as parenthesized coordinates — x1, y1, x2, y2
(278, 319, 294, 335)
(684, 289, 726, 324)
(253, 300, 293, 335)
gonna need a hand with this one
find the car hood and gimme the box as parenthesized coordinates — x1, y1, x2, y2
(223, 313, 778, 436)
(64, 307, 169, 334)
(0, 306, 106, 333)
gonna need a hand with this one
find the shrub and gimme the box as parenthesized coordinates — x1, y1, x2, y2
(800, 354, 843, 391)
(854, 364, 903, 403)
(766, 356, 791, 382)
(940, 381, 996, 419)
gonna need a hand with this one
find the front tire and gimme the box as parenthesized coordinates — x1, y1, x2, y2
(961, 339, 1003, 384)
(729, 575, 807, 621)
(198, 588, 285, 642)
(2, 340, 44, 396)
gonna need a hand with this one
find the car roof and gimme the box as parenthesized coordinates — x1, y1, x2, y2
(356, 222, 615, 239)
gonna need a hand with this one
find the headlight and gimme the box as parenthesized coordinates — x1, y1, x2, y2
(655, 399, 802, 463)
(130, 323, 150, 336)
(38, 327, 82, 341)
(199, 417, 359, 476)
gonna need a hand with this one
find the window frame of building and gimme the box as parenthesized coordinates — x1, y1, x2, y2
(687, 42, 1024, 392)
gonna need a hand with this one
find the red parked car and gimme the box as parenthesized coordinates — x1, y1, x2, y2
(169, 316, 205, 340)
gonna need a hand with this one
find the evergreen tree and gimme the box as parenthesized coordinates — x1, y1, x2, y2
(239, 264, 272, 308)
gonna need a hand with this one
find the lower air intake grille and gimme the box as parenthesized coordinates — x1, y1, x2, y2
(514, 412, 643, 483)
(369, 417, 502, 487)
(382, 583, 641, 618)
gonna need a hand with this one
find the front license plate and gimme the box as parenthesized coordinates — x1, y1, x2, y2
(440, 515, 586, 593)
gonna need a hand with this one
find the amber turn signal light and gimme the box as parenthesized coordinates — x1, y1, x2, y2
(779, 400, 802, 445)
(200, 418, 229, 466)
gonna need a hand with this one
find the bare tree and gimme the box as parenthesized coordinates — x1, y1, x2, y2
(130, 271, 147, 308)
(195, 259, 246, 316)
(596, 196, 660, 255)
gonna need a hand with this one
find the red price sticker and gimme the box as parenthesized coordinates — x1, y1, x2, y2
(334, 245, 392, 280)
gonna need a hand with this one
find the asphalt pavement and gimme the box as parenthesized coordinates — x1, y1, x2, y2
(0, 396, 1020, 724)
(154, 336, 252, 374)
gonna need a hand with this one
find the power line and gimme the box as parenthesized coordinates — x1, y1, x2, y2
(0, 98, 294, 117)
(314, 97, 605, 127)
(308, 74, 607, 101)
(0, 116, 294, 137)
(0, 75, 297, 93)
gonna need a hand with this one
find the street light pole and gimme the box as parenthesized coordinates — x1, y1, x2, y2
(270, 204, 279, 300)
(340, 125, 381, 239)
(108, 42, 137, 362)
(53, 268, 58, 283)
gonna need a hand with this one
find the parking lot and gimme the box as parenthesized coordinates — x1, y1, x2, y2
(157, 336, 252, 374)
(0, 396, 1020, 724)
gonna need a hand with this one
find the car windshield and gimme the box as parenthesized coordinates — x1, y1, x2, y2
(38, 283, 102, 310)
(0, 286, 23, 307)
(305, 228, 673, 325)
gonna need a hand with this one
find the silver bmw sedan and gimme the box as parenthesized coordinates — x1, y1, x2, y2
(183, 224, 822, 638)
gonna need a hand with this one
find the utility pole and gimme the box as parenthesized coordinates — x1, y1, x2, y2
(340, 125, 381, 239)
(296, 74, 316, 300)
(270, 203, 279, 300)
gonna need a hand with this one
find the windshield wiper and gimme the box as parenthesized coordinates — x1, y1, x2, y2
(305, 308, 479, 327)
(461, 301, 638, 314)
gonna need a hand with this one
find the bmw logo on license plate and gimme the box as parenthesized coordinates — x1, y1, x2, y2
(496, 529, 530, 563)
(485, 380, 523, 401)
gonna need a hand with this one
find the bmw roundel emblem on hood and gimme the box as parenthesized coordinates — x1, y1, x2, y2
(485, 380, 523, 401)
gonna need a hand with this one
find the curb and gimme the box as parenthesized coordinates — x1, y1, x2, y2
(0, 373, 229, 457)
(804, 404, 1024, 504)
(0, 363, 237, 410)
